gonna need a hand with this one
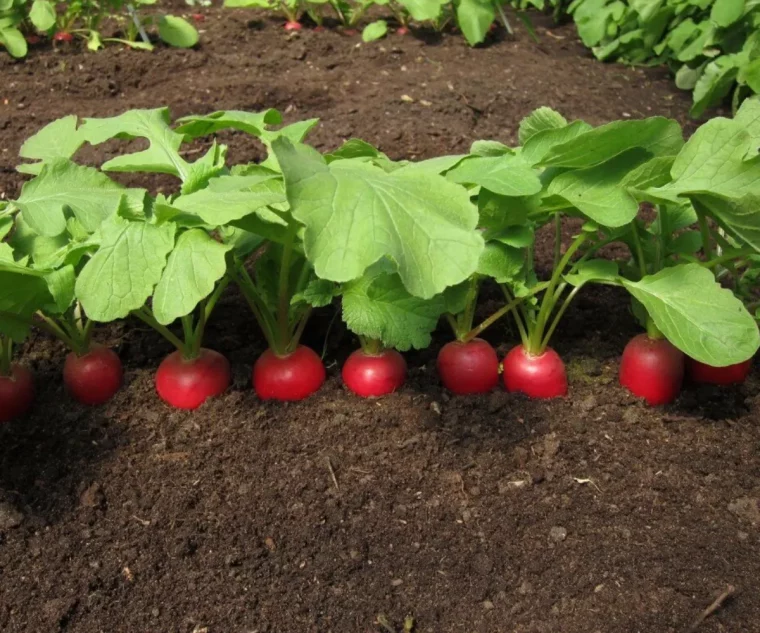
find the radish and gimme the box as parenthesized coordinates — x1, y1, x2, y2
(0, 364, 34, 423)
(620, 333, 684, 405)
(503, 345, 567, 398)
(284, 21, 303, 31)
(191, 13, 205, 22)
(396, 26, 409, 35)
(437, 338, 499, 394)
(156, 348, 231, 409)
(53, 32, 74, 42)
(687, 357, 753, 386)
(253, 345, 325, 401)
(63, 344, 123, 405)
(342, 347, 406, 397)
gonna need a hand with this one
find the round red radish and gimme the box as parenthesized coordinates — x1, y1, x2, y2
(191, 13, 205, 22)
(503, 345, 567, 399)
(25, 35, 41, 45)
(64, 344, 123, 406)
(253, 345, 325, 401)
(284, 21, 302, 31)
(620, 333, 684, 406)
(396, 26, 409, 35)
(342, 348, 406, 397)
(687, 357, 752, 386)
(437, 338, 499, 395)
(156, 348, 231, 410)
(53, 32, 74, 42)
(0, 365, 34, 423)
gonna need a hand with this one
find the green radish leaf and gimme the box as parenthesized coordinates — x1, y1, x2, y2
(477, 189, 540, 230)
(80, 108, 191, 179)
(43, 265, 76, 314)
(8, 215, 70, 268)
(17, 116, 85, 176)
(15, 160, 144, 237)
(327, 139, 383, 161)
(518, 107, 569, 145)
(476, 242, 524, 283)
(273, 139, 484, 299)
(734, 96, 760, 158)
(260, 119, 320, 172)
(170, 179, 287, 226)
(446, 155, 542, 197)
(540, 117, 684, 169)
(689, 192, 760, 252)
(487, 225, 534, 248)
(689, 56, 739, 118)
(456, 0, 495, 45)
(180, 142, 228, 195)
(152, 229, 231, 325)
(158, 15, 199, 48)
(29, 0, 56, 31)
(667, 230, 702, 255)
(341, 263, 446, 351)
(0, 269, 51, 341)
(740, 59, 760, 95)
(564, 259, 619, 287)
(665, 117, 760, 197)
(547, 149, 649, 227)
(0, 28, 28, 59)
(620, 155, 676, 194)
(76, 216, 176, 321)
(520, 120, 593, 166)
(291, 278, 337, 308)
(175, 109, 283, 139)
(397, 0, 447, 20)
(622, 263, 760, 366)
(710, 0, 744, 28)
(470, 140, 512, 157)
(397, 155, 468, 175)
(443, 281, 470, 315)
(362, 20, 387, 41)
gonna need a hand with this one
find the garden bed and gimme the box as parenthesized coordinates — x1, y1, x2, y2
(1, 10, 758, 633)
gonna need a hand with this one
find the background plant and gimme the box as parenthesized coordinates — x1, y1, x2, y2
(569, 0, 760, 116)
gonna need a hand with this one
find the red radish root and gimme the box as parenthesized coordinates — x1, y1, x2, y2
(156, 348, 231, 410)
(503, 345, 567, 399)
(342, 349, 406, 397)
(0, 365, 34, 422)
(620, 334, 684, 405)
(437, 338, 499, 395)
(64, 344, 123, 405)
(253, 345, 325, 401)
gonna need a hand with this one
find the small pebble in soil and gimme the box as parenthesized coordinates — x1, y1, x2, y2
(549, 526, 567, 542)
(0, 502, 23, 530)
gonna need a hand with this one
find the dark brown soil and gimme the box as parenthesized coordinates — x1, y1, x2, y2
(1, 8, 757, 633)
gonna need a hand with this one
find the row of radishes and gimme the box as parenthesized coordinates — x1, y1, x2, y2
(2, 103, 760, 423)
(0, 325, 753, 423)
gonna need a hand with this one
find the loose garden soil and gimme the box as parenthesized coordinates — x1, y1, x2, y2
(0, 9, 758, 633)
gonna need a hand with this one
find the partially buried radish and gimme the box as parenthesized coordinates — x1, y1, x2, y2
(687, 357, 753, 386)
(0, 364, 34, 423)
(64, 344, 123, 405)
(284, 20, 302, 31)
(503, 345, 567, 398)
(253, 345, 325, 401)
(343, 346, 406, 397)
(156, 348, 231, 410)
(437, 338, 499, 395)
(620, 333, 684, 405)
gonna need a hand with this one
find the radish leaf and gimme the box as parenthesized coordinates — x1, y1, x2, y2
(273, 138, 484, 299)
(622, 263, 760, 366)
(153, 229, 231, 325)
(76, 216, 176, 321)
(341, 262, 446, 351)
(15, 159, 144, 237)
